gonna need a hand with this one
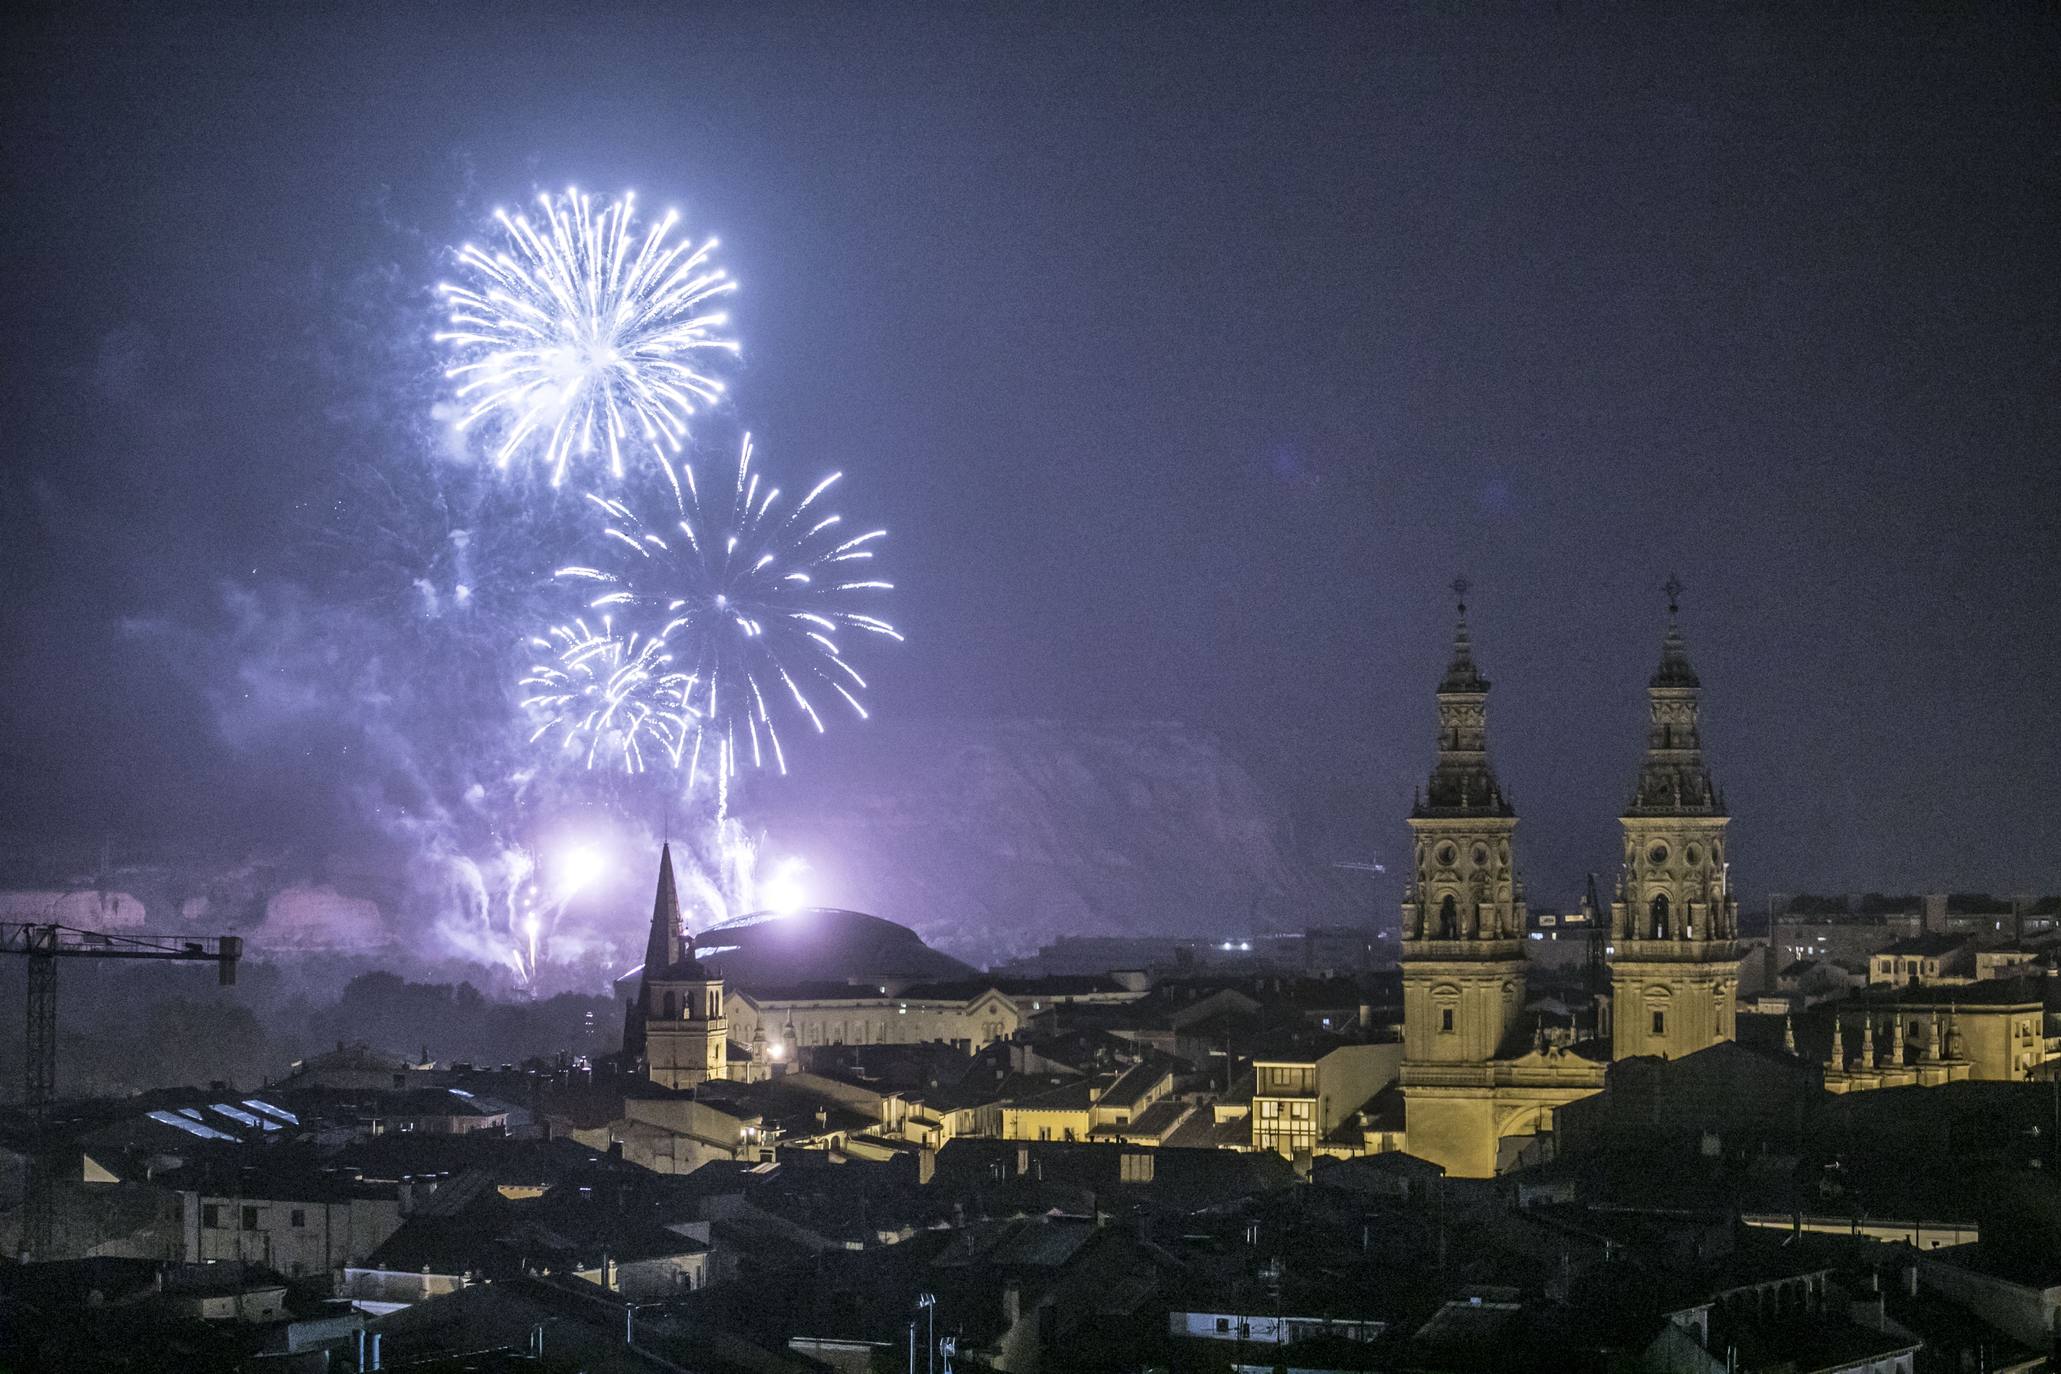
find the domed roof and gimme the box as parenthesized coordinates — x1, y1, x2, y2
(693, 905, 973, 989)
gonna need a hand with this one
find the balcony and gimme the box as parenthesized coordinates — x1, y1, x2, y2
(1609, 938, 1740, 965)
(1401, 939, 1524, 962)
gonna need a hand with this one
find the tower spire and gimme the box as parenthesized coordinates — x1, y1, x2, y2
(644, 842, 686, 976)
(1630, 576, 1717, 814)
(1417, 578, 1507, 817)
(1440, 576, 1488, 694)
(1651, 574, 1699, 690)
(1610, 578, 1741, 1060)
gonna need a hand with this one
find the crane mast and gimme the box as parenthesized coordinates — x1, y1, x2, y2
(2, 921, 242, 1259)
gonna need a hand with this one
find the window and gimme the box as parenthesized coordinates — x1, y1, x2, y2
(1440, 1008, 1455, 1033)
(1260, 1100, 1279, 1118)
(290, 1209, 306, 1228)
(1651, 1010, 1666, 1036)
(1290, 1102, 1311, 1120)
(241, 1206, 259, 1232)
(1649, 894, 1671, 939)
(1216, 1318, 1231, 1333)
(1438, 895, 1458, 938)
(202, 1204, 221, 1229)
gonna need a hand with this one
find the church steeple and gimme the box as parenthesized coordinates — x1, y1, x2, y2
(1609, 576, 1741, 1061)
(1629, 575, 1721, 818)
(624, 843, 727, 1088)
(1398, 581, 1535, 1178)
(644, 842, 687, 977)
(1416, 579, 1512, 819)
(1438, 580, 1489, 694)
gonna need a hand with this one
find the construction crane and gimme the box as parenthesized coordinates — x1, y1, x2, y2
(2, 922, 243, 1109)
(2, 921, 241, 1261)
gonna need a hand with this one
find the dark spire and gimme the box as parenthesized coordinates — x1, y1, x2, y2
(1439, 576, 1489, 694)
(1650, 574, 1700, 689)
(643, 843, 686, 976)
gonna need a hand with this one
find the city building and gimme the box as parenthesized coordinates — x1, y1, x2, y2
(1866, 934, 2042, 987)
(1396, 585, 1608, 1178)
(725, 979, 1021, 1056)
(1249, 1039, 1402, 1157)
(1824, 977, 2058, 1089)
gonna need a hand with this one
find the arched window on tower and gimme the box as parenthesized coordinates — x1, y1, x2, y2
(662, 991, 678, 1020)
(1649, 893, 1671, 940)
(1438, 895, 1458, 939)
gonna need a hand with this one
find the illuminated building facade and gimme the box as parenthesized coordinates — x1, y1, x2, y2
(1397, 585, 1606, 1179)
(624, 845, 730, 1089)
(1607, 581, 1743, 1062)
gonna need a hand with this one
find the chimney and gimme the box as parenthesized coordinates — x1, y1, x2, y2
(1002, 1279, 1022, 1330)
(1016, 1144, 1030, 1177)
(1902, 1264, 1918, 1298)
(918, 1148, 936, 1187)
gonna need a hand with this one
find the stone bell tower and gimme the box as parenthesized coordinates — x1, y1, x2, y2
(1609, 578, 1740, 1060)
(623, 844, 729, 1088)
(1400, 582, 1530, 1175)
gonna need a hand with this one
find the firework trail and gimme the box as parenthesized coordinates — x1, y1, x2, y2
(436, 188, 738, 486)
(536, 434, 901, 802)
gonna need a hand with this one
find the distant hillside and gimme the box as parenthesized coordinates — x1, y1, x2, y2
(743, 718, 1368, 964)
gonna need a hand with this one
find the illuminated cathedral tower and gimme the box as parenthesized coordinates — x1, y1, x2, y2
(1399, 582, 1531, 1176)
(623, 844, 729, 1088)
(1608, 578, 1741, 1059)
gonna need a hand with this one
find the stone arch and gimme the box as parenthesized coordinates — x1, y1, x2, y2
(1438, 894, 1458, 939)
(1649, 892, 1671, 939)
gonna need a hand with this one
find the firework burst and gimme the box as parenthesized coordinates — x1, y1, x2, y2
(519, 619, 695, 773)
(437, 188, 738, 486)
(544, 434, 901, 794)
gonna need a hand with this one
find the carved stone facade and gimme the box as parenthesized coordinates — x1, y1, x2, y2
(1608, 591, 1742, 1062)
(1399, 589, 1605, 1179)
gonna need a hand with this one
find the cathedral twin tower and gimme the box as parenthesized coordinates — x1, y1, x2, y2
(1397, 578, 1741, 1178)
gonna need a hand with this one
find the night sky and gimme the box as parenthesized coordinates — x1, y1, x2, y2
(3, 4, 2058, 909)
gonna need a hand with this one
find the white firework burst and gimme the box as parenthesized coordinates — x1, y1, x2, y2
(550, 433, 901, 793)
(519, 618, 695, 773)
(437, 188, 739, 486)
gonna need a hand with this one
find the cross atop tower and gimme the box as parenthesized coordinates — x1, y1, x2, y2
(1452, 576, 1472, 616)
(1664, 574, 1684, 617)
